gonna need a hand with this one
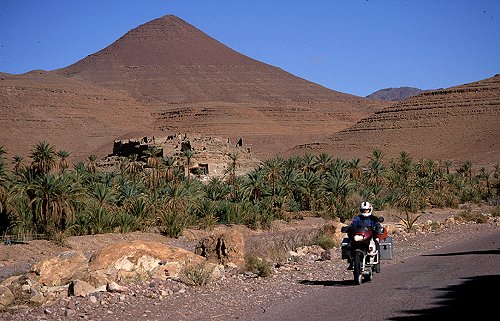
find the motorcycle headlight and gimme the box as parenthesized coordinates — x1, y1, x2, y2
(354, 235, 364, 241)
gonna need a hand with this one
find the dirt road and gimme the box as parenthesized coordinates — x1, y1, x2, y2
(1, 220, 498, 321)
(250, 228, 500, 320)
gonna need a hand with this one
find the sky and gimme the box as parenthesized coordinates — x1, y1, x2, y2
(0, 0, 499, 97)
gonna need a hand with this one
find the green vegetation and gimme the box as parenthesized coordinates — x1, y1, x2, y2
(245, 255, 273, 277)
(0, 143, 498, 242)
(179, 262, 217, 286)
(314, 234, 337, 250)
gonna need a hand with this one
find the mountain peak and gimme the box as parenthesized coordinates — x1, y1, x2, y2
(56, 15, 358, 103)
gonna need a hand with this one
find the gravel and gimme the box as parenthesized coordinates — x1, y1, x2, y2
(0, 215, 498, 321)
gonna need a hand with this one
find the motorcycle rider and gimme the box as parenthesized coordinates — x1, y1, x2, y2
(346, 201, 384, 270)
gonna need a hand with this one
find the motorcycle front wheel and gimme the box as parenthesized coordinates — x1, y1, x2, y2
(353, 251, 363, 285)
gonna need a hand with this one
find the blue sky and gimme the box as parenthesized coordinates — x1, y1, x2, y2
(1, 0, 499, 97)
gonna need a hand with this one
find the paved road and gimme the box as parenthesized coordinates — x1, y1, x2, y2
(251, 228, 500, 320)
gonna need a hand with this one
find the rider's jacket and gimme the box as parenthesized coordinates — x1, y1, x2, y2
(349, 215, 383, 234)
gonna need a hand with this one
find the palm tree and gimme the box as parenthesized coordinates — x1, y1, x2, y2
(443, 160, 453, 175)
(278, 167, 305, 207)
(262, 157, 283, 199)
(56, 150, 71, 173)
(86, 154, 97, 175)
(302, 171, 320, 210)
(478, 167, 492, 197)
(144, 146, 162, 168)
(365, 149, 386, 187)
(204, 177, 231, 202)
(162, 156, 177, 182)
(321, 168, 355, 220)
(314, 153, 332, 177)
(163, 182, 192, 214)
(30, 141, 56, 174)
(299, 153, 315, 173)
(347, 158, 362, 182)
(126, 154, 143, 180)
(28, 173, 83, 234)
(225, 152, 240, 200)
(88, 182, 118, 209)
(183, 150, 194, 180)
(12, 155, 24, 175)
(240, 168, 266, 202)
(0, 146, 9, 222)
(458, 160, 473, 183)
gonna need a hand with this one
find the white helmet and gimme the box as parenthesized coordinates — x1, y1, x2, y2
(360, 201, 373, 217)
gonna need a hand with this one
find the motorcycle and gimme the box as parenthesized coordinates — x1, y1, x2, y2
(341, 216, 387, 285)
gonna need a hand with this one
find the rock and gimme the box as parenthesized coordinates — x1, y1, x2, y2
(65, 308, 76, 317)
(320, 249, 332, 261)
(89, 240, 205, 282)
(29, 288, 46, 305)
(69, 279, 96, 297)
(106, 281, 128, 293)
(31, 251, 89, 287)
(195, 230, 246, 268)
(0, 285, 15, 308)
(0, 275, 23, 287)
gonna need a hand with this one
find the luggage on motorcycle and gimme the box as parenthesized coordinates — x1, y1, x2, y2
(341, 237, 350, 259)
(380, 236, 393, 260)
(376, 227, 388, 239)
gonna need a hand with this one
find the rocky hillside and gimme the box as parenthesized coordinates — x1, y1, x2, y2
(0, 70, 153, 162)
(366, 87, 428, 101)
(290, 74, 500, 167)
(54, 15, 361, 104)
(1, 15, 388, 163)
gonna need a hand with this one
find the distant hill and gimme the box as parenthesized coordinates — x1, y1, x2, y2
(289, 75, 500, 167)
(0, 70, 153, 162)
(366, 87, 427, 101)
(55, 15, 360, 104)
(1, 14, 389, 162)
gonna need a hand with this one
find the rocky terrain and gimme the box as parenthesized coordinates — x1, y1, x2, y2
(0, 15, 389, 164)
(0, 70, 154, 162)
(1, 14, 498, 168)
(366, 86, 428, 101)
(291, 74, 500, 168)
(0, 206, 498, 321)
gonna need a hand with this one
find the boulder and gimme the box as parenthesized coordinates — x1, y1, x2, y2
(106, 281, 128, 293)
(30, 251, 89, 287)
(89, 240, 206, 282)
(194, 230, 245, 268)
(69, 280, 96, 297)
(0, 285, 15, 308)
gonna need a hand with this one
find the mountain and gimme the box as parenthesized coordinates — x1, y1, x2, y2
(289, 75, 500, 167)
(0, 70, 154, 162)
(1, 15, 391, 162)
(366, 87, 427, 101)
(48, 14, 387, 159)
(55, 15, 360, 104)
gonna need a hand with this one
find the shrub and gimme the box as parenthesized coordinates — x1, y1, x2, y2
(396, 211, 422, 233)
(491, 205, 500, 217)
(158, 210, 191, 238)
(455, 209, 488, 223)
(314, 234, 336, 250)
(245, 255, 272, 277)
(179, 262, 216, 286)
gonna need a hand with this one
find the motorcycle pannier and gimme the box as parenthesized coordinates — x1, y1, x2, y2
(379, 236, 393, 260)
(341, 237, 350, 259)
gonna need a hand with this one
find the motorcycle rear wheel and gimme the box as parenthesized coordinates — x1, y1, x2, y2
(353, 251, 363, 285)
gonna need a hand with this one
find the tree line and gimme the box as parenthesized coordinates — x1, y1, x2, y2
(0, 141, 498, 241)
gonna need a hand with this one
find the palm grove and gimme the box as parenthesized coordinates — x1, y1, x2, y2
(0, 141, 498, 241)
